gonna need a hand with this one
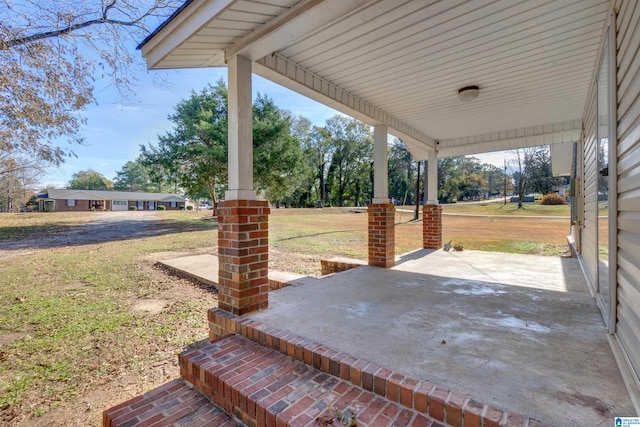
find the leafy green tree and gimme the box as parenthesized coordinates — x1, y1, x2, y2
(523, 146, 564, 195)
(143, 81, 228, 207)
(277, 113, 314, 207)
(144, 81, 306, 207)
(324, 115, 373, 207)
(482, 163, 509, 197)
(253, 94, 306, 202)
(299, 125, 332, 206)
(67, 169, 113, 190)
(456, 157, 486, 200)
(388, 140, 415, 204)
(113, 157, 161, 192)
(437, 157, 468, 203)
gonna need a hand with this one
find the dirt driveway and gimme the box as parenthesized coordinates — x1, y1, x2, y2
(0, 211, 163, 259)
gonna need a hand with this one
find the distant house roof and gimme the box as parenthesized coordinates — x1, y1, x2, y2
(38, 189, 185, 202)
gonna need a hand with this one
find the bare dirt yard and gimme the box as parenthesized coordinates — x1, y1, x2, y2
(0, 207, 573, 426)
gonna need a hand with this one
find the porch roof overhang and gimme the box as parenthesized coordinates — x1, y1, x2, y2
(139, 0, 609, 160)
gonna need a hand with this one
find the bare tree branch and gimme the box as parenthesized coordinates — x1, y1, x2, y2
(0, 0, 182, 169)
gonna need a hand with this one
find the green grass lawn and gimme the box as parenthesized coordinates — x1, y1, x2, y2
(0, 207, 575, 424)
(0, 211, 218, 423)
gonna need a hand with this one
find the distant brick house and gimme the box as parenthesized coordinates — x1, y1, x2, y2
(37, 189, 186, 212)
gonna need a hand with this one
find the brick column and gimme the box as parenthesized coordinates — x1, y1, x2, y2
(217, 199, 270, 315)
(368, 203, 395, 268)
(423, 204, 443, 249)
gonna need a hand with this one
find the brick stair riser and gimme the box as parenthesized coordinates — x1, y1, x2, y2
(180, 334, 437, 427)
(207, 308, 543, 427)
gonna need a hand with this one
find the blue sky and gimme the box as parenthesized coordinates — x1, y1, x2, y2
(42, 67, 342, 188)
(43, 66, 508, 189)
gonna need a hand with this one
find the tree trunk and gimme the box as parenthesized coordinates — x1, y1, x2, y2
(208, 179, 218, 214)
(319, 161, 325, 205)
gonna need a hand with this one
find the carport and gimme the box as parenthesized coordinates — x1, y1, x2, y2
(136, 0, 640, 418)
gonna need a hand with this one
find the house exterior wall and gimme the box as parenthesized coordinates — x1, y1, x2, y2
(51, 199, 109, 211)
(53, 199, 92, 212)
(613, 0, 640, 392)
(41, 197, 184, 211)
(581, 82, 599, 297)
(576, 0, 640, 399)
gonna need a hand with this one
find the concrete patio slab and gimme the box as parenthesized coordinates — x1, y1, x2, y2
(246, 249, 635, 426)
(157, 254, 309, 291)
(157, 254, 218, 288)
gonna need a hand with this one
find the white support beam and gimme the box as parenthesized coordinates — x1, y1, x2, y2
(372, 124, 389, 204)
(426, 150, 438, 205)
(437, 120, 582, 158)
(225, 0, 374, 62)
(226, 55, 256, 201)
(254, 53, 435, 151)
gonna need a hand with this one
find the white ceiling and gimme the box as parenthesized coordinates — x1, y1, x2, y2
(140, 0, 609, 159)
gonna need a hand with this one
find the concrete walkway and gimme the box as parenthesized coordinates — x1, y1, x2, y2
(158, 254, 219, 288)
(158, 249, 635, 425)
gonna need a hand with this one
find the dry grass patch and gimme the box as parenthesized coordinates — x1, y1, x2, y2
(0, 211, 218, 426)
(0, 207, 573, 425)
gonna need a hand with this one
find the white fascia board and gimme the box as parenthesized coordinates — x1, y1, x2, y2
(254, 53, 435, 151)
(225, 0, 373, 61)
(437, 120, 583, 158)
(141, 0, 234, 70)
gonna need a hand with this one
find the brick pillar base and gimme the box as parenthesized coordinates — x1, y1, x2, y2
(423, 204, 443, 249)
(368, 203, 395, 268)
(217, 200, 270, 315)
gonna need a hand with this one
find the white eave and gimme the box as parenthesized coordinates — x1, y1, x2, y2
(139, 0, 609, 160)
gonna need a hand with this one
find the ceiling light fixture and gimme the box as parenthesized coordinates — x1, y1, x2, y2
(458, 85, 479, 102)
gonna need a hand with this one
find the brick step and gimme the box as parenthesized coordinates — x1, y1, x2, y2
(209, 308, 542, 427)
(103, 378, 237, 427)
(180, 334, 436, 427)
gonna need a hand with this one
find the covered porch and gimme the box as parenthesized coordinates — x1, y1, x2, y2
(137, 0, 598, 315)
(245, 249, 634, 425)
(123, 0, 640, 424)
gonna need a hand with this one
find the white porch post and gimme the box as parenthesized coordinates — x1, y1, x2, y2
(218, 54, 269, 315)
(226, 54, 256, 201)
(423, 149, 442, 249)
(372, 124, 389, 204)
(426, 149, 438, 204)
(368, 124, 394, 267)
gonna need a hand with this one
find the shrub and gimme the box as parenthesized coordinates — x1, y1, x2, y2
(186, 205, 193, 210)
(540, 193, 566, 205)
(157, 205, 166, 210)
(179, 206, 185, 210)
(129, 206, 137, 211)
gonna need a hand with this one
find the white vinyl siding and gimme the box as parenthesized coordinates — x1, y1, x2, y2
(582, 78, 599, 296)
(614, 0, 640, 387)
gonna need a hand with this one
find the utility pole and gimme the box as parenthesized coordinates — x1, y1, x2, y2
(503, 159, 507, 205)
(414, 160, 421, 220)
